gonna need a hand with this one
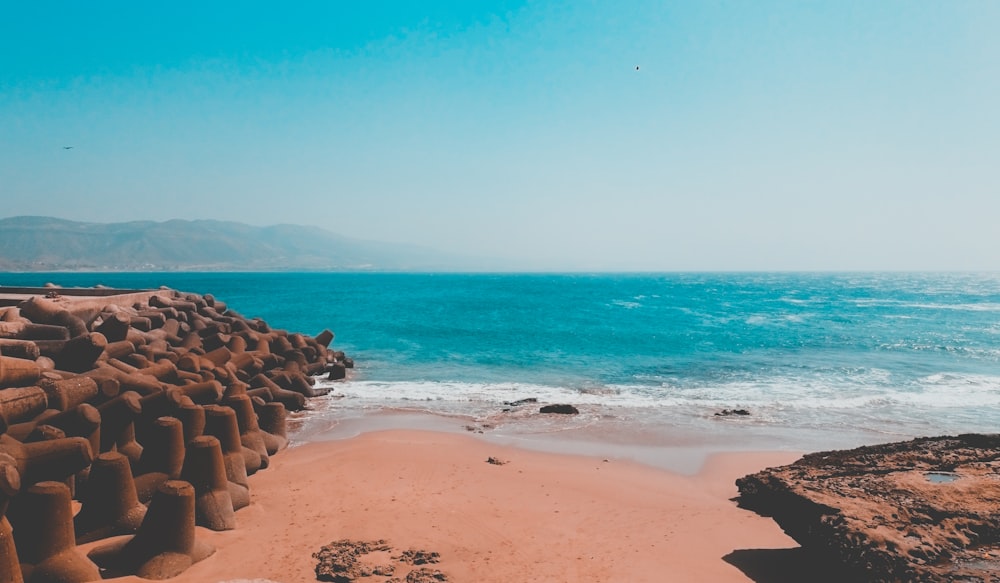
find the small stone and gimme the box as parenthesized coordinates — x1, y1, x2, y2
(539, 404, 579, 415)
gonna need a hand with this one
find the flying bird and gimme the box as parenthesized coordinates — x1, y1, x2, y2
(62, 146, 73, 149)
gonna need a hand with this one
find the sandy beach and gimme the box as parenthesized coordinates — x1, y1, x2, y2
(80, 428, 802, 583)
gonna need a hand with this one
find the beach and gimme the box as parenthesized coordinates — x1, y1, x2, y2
(79, 427, 801, 583)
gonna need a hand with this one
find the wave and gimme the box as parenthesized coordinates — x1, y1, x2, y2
(315, 371, 1000, 412)
(853, 299, 1000, 312)
(609, 299, 642, 309)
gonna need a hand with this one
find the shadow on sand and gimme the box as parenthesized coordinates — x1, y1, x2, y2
(723, 547, 857, 583)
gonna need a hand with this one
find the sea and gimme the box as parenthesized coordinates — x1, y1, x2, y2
(4, 272, 1000, 465)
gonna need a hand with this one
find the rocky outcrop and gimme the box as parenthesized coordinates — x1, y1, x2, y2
(312, 540, 447, 583)
(736, 434, 1000, 582)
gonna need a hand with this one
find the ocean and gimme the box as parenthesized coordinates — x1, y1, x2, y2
(4, 272, 1000, 458)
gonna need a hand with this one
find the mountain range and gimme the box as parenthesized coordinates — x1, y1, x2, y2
(0, 216, 479, 271)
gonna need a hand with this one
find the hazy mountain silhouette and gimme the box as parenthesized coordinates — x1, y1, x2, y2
(0, 216, 484, 271)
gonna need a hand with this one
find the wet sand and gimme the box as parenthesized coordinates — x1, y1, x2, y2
(86, 428, 802, 583)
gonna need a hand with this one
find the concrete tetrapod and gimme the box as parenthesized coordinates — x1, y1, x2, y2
(314, 329, 334, 348)
(114, 423, 143, 470)
(38, 376, 98, 412)
(8, 324, 69, 343)
(0, 434, 92, 488)
(93, 311, 130, 343)
(74, 452, 147, 544)
(202, 405, 261, 476)
(0, 356, 42, 389)
(88, 480, 215, 580)
(96, 392, 141, 453)
(0, 387, 48, 424)
(17, 297, 88, 339)
(7, 481, 100, 583)
(102, 340, 135, 361)
(135, 389, 186, 445)
(85, 365, 162, 397)
(0, 340, 40, 361)
(32, 404, 101, 492)
(224, 394, 271, 462)
(0, 462, 24, 583)
(255, 401, 289, 453)
(133, 417, 185, 504)
(179, 435, 237, 530)
(174, 398, 206, 444)
(200, 405, 250, 508)
(34, 404, 101, 454)
(248, 373, 306, 411)
(53, 332, 107, 374)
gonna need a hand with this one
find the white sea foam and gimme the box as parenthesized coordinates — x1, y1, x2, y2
(316, 370, 1000, 414)
(779, 297, 815, 305)
(904, 302, 1000, 312)
(319, 379, 658, 409)
(853, 298, 1000, 312)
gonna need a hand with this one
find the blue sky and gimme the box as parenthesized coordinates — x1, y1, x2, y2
(2, 1, 998, 270)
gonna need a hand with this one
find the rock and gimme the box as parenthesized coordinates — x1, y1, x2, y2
(736, 434, 1000, 582)
(715, 409, 750, 416)
(485, 457, 507, 466)
(503, 398, 538, 407)
(395, 549, 441, 565)
(539, 404, 578, 415)
(313, 539, 392, 583)
(314, 540, 447, 583)
(395, 568, 448, 582)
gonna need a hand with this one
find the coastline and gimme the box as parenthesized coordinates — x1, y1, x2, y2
(4, 275, 993, 580)
(85, 423, 803, 583)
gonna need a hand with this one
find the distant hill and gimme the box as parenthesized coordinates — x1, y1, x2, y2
(0, 216, 477, 271)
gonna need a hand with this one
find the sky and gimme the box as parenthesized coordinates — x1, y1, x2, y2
(1, 1, 998, 271)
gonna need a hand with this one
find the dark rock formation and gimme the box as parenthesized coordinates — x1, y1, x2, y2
(313, 539, 393, 582)
(395, 549, 441, 565)
(736, 434, 1000, 582)
(504, 398, 537, 407)
(392, 568, 448, 583)
(313, 540, 447, 583)
(715, 408, 750, 417)
(539, 404, 579, 415)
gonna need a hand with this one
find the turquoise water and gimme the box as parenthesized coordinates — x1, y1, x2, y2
(4, 272, 1000, 450)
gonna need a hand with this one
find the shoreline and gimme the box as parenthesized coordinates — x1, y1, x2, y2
(290, 402, 875, 475)
(87, 424, 804, 583)
(292, 407, 809, 475)
(4, 279, 992, 580)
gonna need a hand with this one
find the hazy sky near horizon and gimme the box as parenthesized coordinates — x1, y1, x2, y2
(2, 1, 998, 271)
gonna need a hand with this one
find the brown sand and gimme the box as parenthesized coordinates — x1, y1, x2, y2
(85, 430, 801, 583)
